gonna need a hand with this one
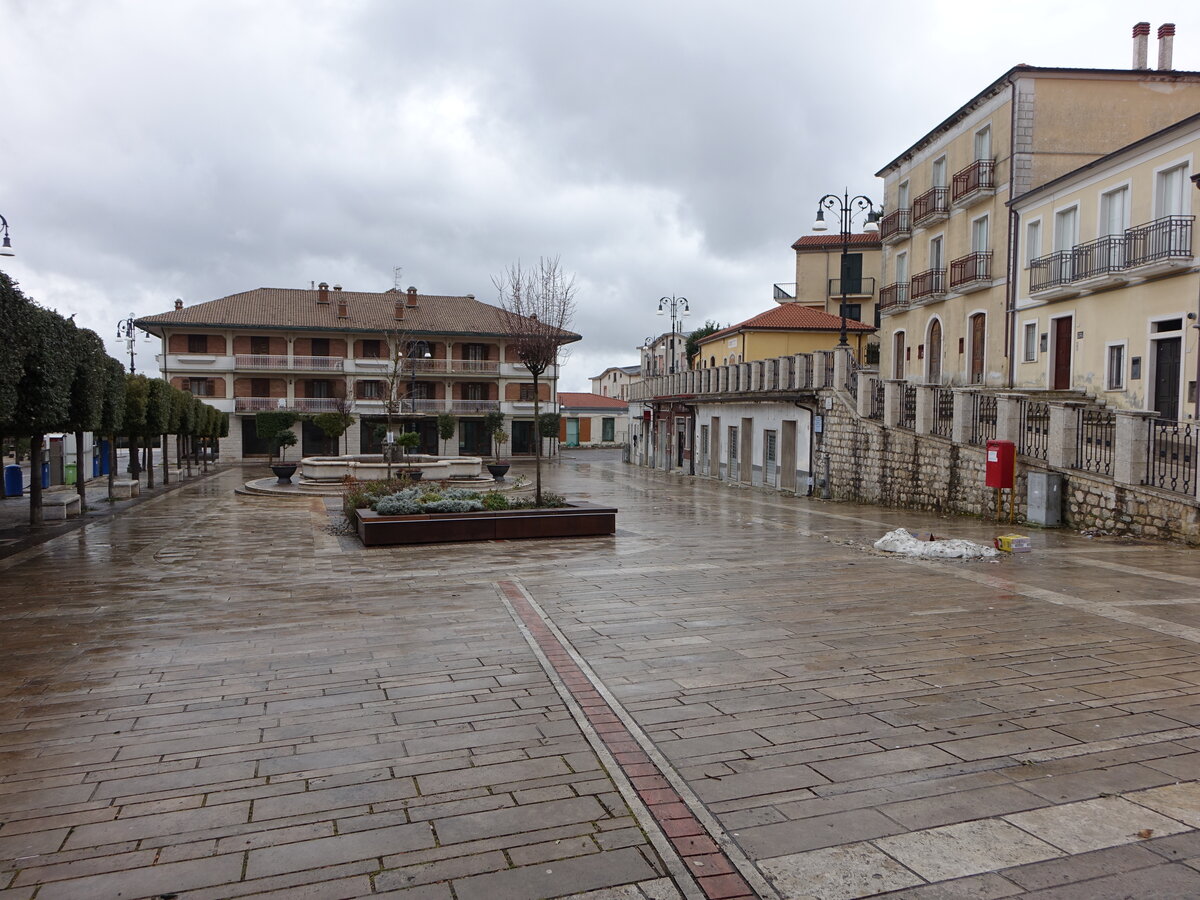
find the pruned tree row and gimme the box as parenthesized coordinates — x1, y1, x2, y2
(0, 272, 226, 525)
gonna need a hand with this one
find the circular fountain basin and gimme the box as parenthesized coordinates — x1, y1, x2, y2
(300, 454, 484, 482)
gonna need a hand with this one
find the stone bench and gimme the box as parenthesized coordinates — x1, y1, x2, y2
(111, 480, 141, 499)
(43, 492, 82, 520)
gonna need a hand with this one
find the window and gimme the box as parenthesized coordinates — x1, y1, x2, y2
(187, 334, 208, 354)
(250, 336, 270, 355)
(408, 382, 431, 400)
(971, 215, 989, 252)
(728, 426, 738, 460)
(1106, 344, 1126, 390)
(1053, 206, 1078, 251)
(360, 339, 381, 359)
(973, 125, 992, 161)
(895, 250, 909, 284)
(1100, 187, 1128, 236)
(841, 303, 862, 322)
(1023, 322, 1037, 362)
(518, 384, 537, 401)
(929, 235, 944, 270)
(932, 156, 947, 188)
(898, 180, 910, 209)
(188, 378, 212, 396)
(1156, 163, 1189, 217)
(839, 253, 863, 294)
(251, 378, 270, 397)
(358, 380, 382, 399)
(310, 338, 330, 357)
(464, 343, 487, 361)
(309, 380, 332, 399)
(602, 418, 615, 442)
(1026, 220, 1042, 266)
(464, 383, 487, 401)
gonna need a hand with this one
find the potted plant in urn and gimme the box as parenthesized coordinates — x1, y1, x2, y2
(487, 427, 510, 480)
(271, 430, 299, 483)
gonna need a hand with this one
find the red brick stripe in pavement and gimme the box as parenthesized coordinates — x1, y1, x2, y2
(498, 579, 758, 900)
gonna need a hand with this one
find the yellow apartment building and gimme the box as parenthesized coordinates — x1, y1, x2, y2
(878, 31, 1200, 388)
(1010, 111, 1198, 420)
(694, 304, 874, 367)
(779, 233, 883, 358)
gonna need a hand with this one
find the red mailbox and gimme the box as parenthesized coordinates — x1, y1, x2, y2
(985, 439, 1015, 489)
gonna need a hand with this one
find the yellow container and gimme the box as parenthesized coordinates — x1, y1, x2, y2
(994, 533, 1031, 553)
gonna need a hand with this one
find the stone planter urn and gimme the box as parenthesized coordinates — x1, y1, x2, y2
(271, 464, 298, 484)
(487, 463, 510, 480)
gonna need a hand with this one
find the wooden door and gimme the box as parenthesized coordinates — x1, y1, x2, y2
(927, 320, 942, 384)
(1154, 337, 1182, 420)
(969, 314, 985, 384)
(1052, 317, 1073, 390)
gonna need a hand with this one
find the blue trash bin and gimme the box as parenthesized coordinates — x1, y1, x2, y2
(99, 440, 110, 475)
(41, 461, 50, 489)
(3, 464, 22, 498)
(93, 453, 100, 477)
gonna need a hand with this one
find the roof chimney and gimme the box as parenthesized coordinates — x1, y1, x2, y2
(1133, 21, 1151, 69)
(394, 301, 405, 320)
(317, 282, 330, 304)
(337, 298, 348, 318)
(406, 286, 418, 308)
(333, 284, 342, 291)
(174, 298, 183, 311)
(1158, 23, 1176, 70)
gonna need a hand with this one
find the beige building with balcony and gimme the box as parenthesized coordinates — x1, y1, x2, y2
(136, 282, 580, 460)
(877, 29, 1200, 388)
(1010, 111, 1198, 420)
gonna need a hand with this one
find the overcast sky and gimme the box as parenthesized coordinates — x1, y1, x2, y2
(2, 0, 1197, 391)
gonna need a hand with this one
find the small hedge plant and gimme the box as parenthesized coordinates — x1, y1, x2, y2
(368, 485, 569, 515)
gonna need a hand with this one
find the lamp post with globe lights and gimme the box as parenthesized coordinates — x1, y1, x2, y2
(812, 191, 880, 348)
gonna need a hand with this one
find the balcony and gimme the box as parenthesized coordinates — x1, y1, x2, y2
(450, 399, 502, 414)
(1071, 235, 1127, 288)
(1029, 251, 1080, 299)
(235, 354, 290, 370)
(773, 282, 797, 301)
(910, 268, 947, 302)
(880, 209, 911, 244)
(912, 187, 949, 227)
(1125, 215, 1194, 275)
(878, 282, 910, 313)
(235, 396, 284, 412)
(949, 251, 992, 293)
(951, 159, 996, 207)
(828, 277, 876, 297)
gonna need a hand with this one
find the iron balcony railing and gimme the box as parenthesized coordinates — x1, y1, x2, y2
(823, 354, 835, 388)
(450, 399, 501, 413)
(912, 187, 949, 225)
(949, 251, 992, 289)
(828, 277, 876, 297)
(292, 355, 345, 371)
(1072, 234, 1126, 279)
(1029, 251, 1075, 292)
(1075, 408, 1115, 476)
(878, 281, 909, 311)
(1126, 215, 1194, 267)
(879, 208, 911, 241)
(951, 158, 996, 203)
(910, 268, 947, 301)
(295, 397, 345, 413)
(869, 380, 884, 420)
(235, 354, 290, 369)
(1019, 399, 1050, 461)
(773, 282, 797, 300)
(1145, 418, 1197, 496)
(234, 397, 280, 412)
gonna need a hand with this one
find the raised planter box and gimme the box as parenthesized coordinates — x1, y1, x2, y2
(355, 502, 617, 547)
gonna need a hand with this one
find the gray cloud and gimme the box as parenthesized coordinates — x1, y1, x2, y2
(1, 0, 1194, 388)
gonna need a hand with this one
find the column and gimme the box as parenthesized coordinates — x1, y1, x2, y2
(1113, 409, 1158, 486)
(996, 394, 1023, 445)
(1047, 401, 1083, 469)
(915, 385, 937, 434)
(857, 372, 875, 418)
(883, 380, 904, 429)
(833, 348, 850, 393)
(951, 390, 972, 444)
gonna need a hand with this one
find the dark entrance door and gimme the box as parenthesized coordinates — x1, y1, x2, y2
(511, 420, 535, 455)
(927, 320, 942, 384)
(1052, 317, 1073, 390)
(400, 419, 438, 455)
(1154, 337, 1181, 420)
(240, 417, 271, 457)
(459, 419, 491, 456)
(969, 314, 986, 384)
(302, 419, 329, 456)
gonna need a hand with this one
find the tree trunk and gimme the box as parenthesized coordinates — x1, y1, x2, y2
(147, 440, 155, 488)
(75, 429, 87, 511)
(532, 373, 542, 504)
(185, 436, 192, 477)
(28, 434, 43, 526)
(202, 438, 209, 473)
(129, 435, 141, 478)
(162, 433, 170, 484)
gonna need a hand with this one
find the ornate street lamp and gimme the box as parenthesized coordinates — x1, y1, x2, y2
(0, 214, 14, 257)
(656, 295, 690, 374)
(813, 191, 880, 347)
(116, 313, 139, 373)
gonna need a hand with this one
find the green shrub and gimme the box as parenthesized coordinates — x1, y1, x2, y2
(424, 498, 483, 513)
(375, 495, 422, 515)
(481, 491, 510, 511)
(537, 492, 567, 508)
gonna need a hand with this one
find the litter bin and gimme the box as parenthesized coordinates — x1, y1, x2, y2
(41, 461, 50, 489)
(92, 453, 100, 477)
(65, 463, 77, 485)
(98, 440, 110, 475)
(3, 464, 22, 497)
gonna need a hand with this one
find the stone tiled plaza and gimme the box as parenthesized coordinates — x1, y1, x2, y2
(4, 453, 1200, 899)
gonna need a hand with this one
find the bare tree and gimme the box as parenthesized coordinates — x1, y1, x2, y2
(380, 327, 415, 479)
(494, 257, 578, 504)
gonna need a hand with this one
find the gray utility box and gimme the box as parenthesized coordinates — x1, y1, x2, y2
(1027, 471, 1062, 527)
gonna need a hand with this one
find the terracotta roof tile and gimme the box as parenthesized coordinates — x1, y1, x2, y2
(704, 304, 875, 343)
(791, 233, 882, 251)
(558, 392, 629, 410)
(135, 287, 581, 342)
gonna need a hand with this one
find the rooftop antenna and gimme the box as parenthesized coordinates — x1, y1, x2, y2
(393, 266, 403, 291)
